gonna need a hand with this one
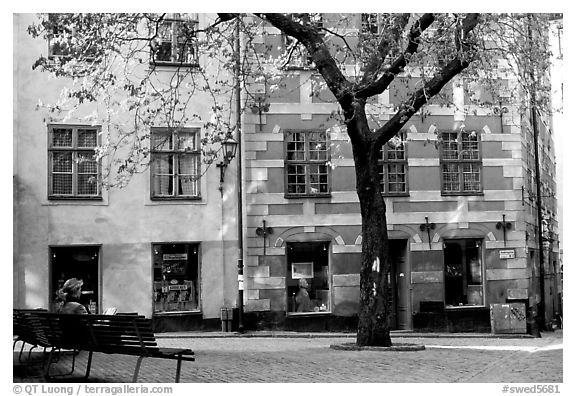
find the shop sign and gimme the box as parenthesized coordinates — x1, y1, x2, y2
(168, 284, 188, 291)
(163, 253, 188, 261)
(499, 249, 516, 259)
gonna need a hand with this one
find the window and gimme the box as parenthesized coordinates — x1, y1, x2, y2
(444, 239, 484, 307)
(285, 130, 330, 197)
(150, 128, 201, 199)
(287, 242, 330, 314)
(51, 246, 100, 314)
(47, 14, 98, 61)
(153, 243, 200, 313)
(379, 132, 408, 195)
(48, 125, 101, 199)
(150, 13, 199, 66)
(440, 131, 482, 194)
(361, 13, 379, 35)
(282, 34, 314, 69)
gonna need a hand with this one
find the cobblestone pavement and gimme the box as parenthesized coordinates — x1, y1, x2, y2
(12, 331, 563, 384)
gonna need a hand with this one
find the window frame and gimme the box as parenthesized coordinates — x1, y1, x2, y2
(439, 131, 483, 196)
(443, 238, 485, 309)
(149, 127, 202, 200)
(379, 131, 409, 196)
(150, 13, 199, 67)
(284, 130, 331, 198)
(361, 13, 380, 35)
(152, 242, 201, 315)
(286, 241, 332, 316)
(46, 14, 99, 62)
(47, 124, 102, 200)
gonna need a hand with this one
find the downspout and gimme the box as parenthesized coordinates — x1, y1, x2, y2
(235, 17, 245, 333)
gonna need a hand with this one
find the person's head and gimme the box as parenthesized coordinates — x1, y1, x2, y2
(298, 278, 309, 289)
(56, 278, 83, 301)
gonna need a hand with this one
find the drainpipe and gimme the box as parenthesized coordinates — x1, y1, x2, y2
(527, 15, 546, 333)
(235, 17, 245, 333)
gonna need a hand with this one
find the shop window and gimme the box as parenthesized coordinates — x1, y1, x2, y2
(284, 130, 330, 197)
(444, 239, 484, 307)
(48, 125, 101, 199)
(440, 131, 482, 194)
(287, 242, 331, 314)
(379, 132, 408, 195)
(150, 13, 199, 66)
(150, 127, 201, 199)
(51, 246, 100, 313)
(153, 243, 200, 313)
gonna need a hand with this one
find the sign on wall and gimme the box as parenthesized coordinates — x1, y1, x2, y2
(499, 249, 516, 259)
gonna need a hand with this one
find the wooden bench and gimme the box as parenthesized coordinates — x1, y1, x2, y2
(13, 309, 51, 362)
(14, 310, 195, 382)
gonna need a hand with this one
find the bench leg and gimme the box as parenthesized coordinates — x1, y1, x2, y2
(43, 348, 56, 378)
(44, 348, 77, 379)
(83, 351, 93, 379)
(133, 356, 145, 383)
(175, 356, 183, 383)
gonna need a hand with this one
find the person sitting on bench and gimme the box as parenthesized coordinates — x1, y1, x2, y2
(55, 278, 89, 314)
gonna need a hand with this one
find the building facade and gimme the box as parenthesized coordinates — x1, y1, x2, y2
(13, 13, 561, 332)
(13, 13, 241, 331)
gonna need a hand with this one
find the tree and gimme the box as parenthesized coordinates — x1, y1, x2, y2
(27, 12, 557, 346)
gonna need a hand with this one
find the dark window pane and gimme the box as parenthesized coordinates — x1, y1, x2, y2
(78, 129, 98, 148)
(53, 174, 73, 195)
(52, 129, 73, 147)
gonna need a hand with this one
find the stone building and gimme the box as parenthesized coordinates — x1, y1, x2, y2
(13, 13, 561, 332)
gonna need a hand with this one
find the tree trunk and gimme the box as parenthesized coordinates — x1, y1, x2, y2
(349, 113, 393, 347)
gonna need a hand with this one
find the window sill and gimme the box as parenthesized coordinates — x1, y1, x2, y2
(284, 194, 331, 199)
(153, 311, 202, 316)
(283, 65, 315, 71)
(444, 305, 486, 310)
(286, 311, 332, 317)
(48, 196, 103, 201)
(149, 62, 199, 69)
(150, 196, 202, 201)
(441, 192, 484, 197)
(382, 193, 410, 197)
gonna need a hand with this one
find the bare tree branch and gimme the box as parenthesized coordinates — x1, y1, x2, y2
(356, 13, 435, 98)
(374, 13, 480, 146)
(257, 13, 355, 113)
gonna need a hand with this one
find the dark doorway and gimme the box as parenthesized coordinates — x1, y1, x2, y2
(50, 246, 100, 313)
(388, 239, 409, 329)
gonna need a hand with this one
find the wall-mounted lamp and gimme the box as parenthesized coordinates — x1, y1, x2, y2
(216, 135, 238, 191)
(250, 94, 270, 131)
(255, 219, 274, 256)
(496, 214, 512, 246)
(419, 216, 436, 249)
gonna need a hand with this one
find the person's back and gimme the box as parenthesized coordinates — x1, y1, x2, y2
(58, 301, 89, 315)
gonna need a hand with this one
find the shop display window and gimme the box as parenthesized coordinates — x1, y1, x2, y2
(286, 242, 331, 314)
(153, 243, 200, 313)
(444, 239, 484, 307)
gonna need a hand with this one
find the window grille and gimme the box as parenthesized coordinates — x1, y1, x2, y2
(285, 130, 330, 197)
(151, 14, 199, 66)
(48, 125, 101, 199)
(379, 132, 408, 195)
(440, 131, 482, 194)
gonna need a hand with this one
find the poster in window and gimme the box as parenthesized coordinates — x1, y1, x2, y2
(292, 262, 313, 279)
